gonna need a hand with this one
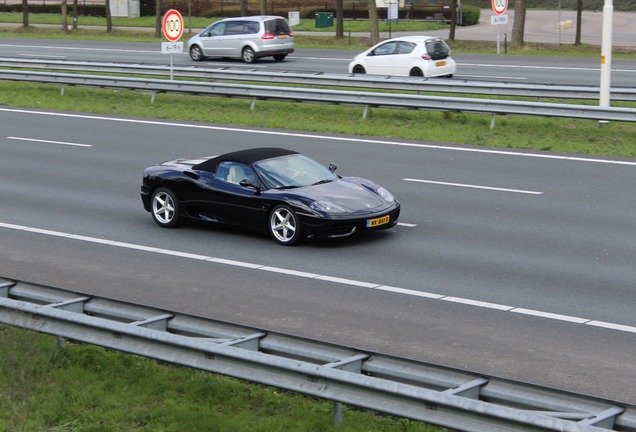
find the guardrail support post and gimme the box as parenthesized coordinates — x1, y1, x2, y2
(362, 105, 369, 119)
(490, 113, 497, 130)
(60, 84, 65, 96)
(334, 401, 343, 427)
(151, 91, 156, 103)
(251, 98, 256, 111)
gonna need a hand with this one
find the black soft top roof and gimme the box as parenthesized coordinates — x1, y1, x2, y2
(192, 147, 298, 172)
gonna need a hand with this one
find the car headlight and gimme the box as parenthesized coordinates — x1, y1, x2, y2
(310, 200, 347, 213)
(377, 187, 395, 203)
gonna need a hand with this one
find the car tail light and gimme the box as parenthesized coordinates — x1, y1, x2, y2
(262, 33, 275, 40)
(421, 54, 432, 60)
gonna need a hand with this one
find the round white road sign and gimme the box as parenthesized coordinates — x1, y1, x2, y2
(491, 0, 508, 15)
(162, 9, 184, 42)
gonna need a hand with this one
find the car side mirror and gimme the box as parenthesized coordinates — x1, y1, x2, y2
(328, 163, 337, 173)
(239, 179, 261, 192)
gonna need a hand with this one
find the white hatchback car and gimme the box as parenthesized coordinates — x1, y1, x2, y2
(348, 35, 456, 78)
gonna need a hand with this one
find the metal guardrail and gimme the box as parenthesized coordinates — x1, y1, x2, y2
(2, 68, 636, 126)
(1, 277, 635, 431)
(1, 57, 636, 102)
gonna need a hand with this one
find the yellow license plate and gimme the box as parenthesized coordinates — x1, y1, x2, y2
(436, 61, 446, 67)
(279, 35, 288, 38)
(367, 215, 390, 228)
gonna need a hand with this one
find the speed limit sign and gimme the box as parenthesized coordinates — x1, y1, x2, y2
(162, 9, 184, 42)
(491, 0, 508, 15)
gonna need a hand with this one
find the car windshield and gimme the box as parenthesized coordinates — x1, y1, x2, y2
(254, 154, 338, 189)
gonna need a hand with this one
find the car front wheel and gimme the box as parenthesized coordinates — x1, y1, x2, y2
(189, 45, 204, 61)
(151, 187, 181, 228)
(242, 47, 256, 63)
(352, 65, 366, 74)
(268, 205, 301, 245)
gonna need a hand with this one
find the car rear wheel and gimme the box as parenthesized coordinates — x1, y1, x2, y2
(242, 47, 256, 63)
(352, 65, 366, 74)
(268, 205, 301, 245)
(151, 187, 181, 228)
(409, 68, 424, 77)
(189, 45, 204, 61)
(273, 54, 286, 61)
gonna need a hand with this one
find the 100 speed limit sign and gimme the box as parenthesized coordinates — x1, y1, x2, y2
(491, 0, 508, 15)
(162, 9, 184, 42)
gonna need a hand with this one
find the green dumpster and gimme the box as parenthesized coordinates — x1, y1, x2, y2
(315, 12, 334, 28)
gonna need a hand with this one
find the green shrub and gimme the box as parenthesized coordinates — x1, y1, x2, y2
(460, 5, 480, 26)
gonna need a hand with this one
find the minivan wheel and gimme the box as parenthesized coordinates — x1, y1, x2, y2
(409, 68, 424, 77)
(352, 65, 366, 74)
(273, 54, 286, 61)
(189, 45, 204, 61)
(242, 47, 256, 63)
(268, 205, 301, 246)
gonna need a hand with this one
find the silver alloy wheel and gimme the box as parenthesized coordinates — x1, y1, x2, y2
(269, 205, 300, 245)
(151, 188, 179, 227)
(190, 45, 203, 61)
(242, 47, 256, 63)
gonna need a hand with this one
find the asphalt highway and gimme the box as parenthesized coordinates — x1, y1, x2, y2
(1, 107, 635, 404)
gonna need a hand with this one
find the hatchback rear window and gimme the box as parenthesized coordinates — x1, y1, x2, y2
(425, 39, 450, 60)
(265, 19, 291, 35)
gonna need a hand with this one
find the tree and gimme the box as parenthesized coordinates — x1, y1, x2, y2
(105, 0, 112, 32)
(368, 0, 380, 46)
(449, 0, 458, 40)
(259, 0, 267, 15)
(510, 0, 526, 49)
(574, 0, 583, 45)
(240, 0, 247, 16)
(335, 0, 344, 39)
(155, 0, 162, 38)
(21, 0, 28, 27)
(72, 0, 78, 30)
(61, 0, 69, 34)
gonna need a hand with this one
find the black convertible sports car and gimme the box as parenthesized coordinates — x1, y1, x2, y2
(141, 147, 400, 245)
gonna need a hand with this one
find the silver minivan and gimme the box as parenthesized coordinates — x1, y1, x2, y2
(187, 16, 294, 63)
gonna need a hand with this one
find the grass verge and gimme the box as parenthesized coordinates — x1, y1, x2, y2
(1, 81, 635, 158)
(0, 325, 445, 432)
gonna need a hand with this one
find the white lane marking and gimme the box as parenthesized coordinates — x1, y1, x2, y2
(2, 108, 634, 167)
(397, 222, 417, 227)
(404, 178, 543, 195)
(7, 136, 93, 148)
(455, 74, 528, 81)
(0, 43, 158, 53)
(2, 220, 636, 335)
(461, 63, 636, 74)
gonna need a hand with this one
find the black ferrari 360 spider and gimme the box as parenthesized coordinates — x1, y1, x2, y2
(141, 147, 400, 245)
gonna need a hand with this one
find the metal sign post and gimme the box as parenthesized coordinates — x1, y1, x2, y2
(161, 9, 184, 80)
(491, 0, 508, 54)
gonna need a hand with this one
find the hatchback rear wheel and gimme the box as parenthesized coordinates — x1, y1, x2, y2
(409, 68, 424, 77)
(273, 54, 286, 61)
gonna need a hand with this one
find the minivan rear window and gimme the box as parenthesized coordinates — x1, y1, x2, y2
(265, 19, 291, 35)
